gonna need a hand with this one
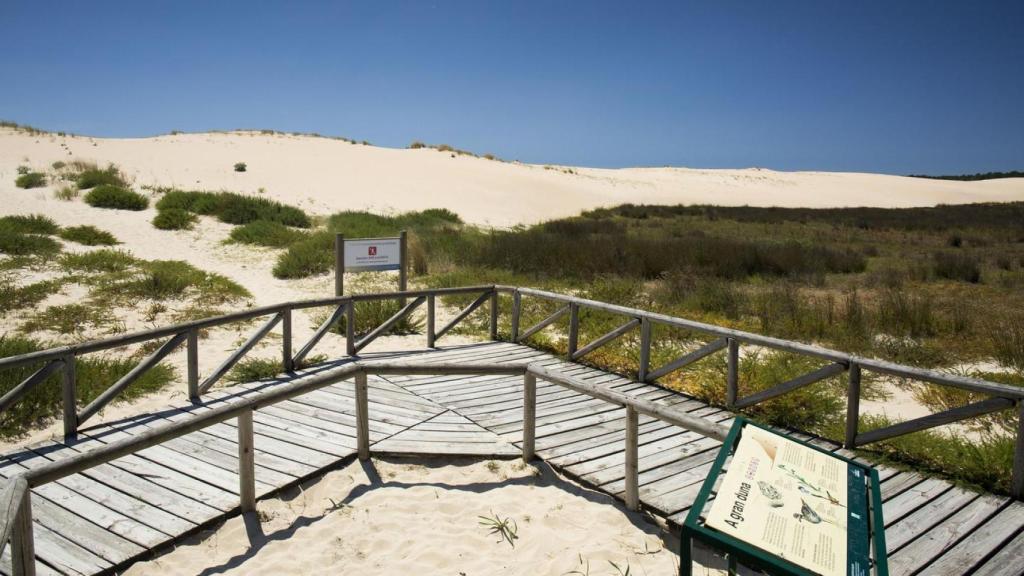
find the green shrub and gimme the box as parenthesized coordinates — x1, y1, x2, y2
(933, 251, 981, 283)
(992, 316, 1024, 371)
(15, 172, 46, 189)
(0, 229, 61, 258)
(58, 225, 119, 246)
(60, 249, 138, 273)
(273, 232, 333, 278)
(84, 185, 149, 211)
(234, 162, 247, 172)
(108, 260, 251, 304)
(228, 220, 307, 248)
(319, 299, 423, 338)
(76, 165, 126, 189)
(0, 335, 175, 438)
(155, 190, 311, 227)
(0, 215, 59, 235)
(152, 208, 197, 230)
(226, 354, 327, 383)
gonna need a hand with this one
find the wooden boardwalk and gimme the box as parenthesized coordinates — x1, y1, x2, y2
(2, 341, 1023, 575)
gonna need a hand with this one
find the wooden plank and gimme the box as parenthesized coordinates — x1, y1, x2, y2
(886, 494, 1007, 574)
(914, 501, 1024, 575)
(971, 527, 1024, 576)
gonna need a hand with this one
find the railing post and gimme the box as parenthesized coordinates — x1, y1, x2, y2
(624, 405, 640, 511)
(489, 289, 499, 341)
(398, 230, 408, 304)
(845, 363, 861, 448)
(567, 303, 579, 359)
(282, 307, 294, 372)
(187, 328, 199, 401)
(334, 233, 345, 297)
(638, 318, 651, 382)
(426, 294, 436, 348)
(237, 409, 255, 512)
(355, 372, 370, 460)
(511, 290, 521, 342)
(11, 480, 35, 576)
(522, 372, 536, 461)
(61, 355, 76, 439)
(1013, 400, 1024, 500)
(726, 338, 739, 409)
(345, 300, 356, 357)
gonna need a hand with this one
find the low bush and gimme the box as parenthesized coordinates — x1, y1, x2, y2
(0, 229, 61, 258)
(0, 215, 59, 235)
(84, 185, 149, 211)
(933, 251, 981, 283)
(273, 232, 333, 278)
(156, 190, 311, 227)
(15, 172, 46, 189)
(75, 165, 126, 189)
(228, 220, 307, 248)
(318, 299, 423, 338)
(234, 162, 247, 172)
(152, 208, 197, 230)
(0, 335, 175, 438)
(60, 249, 138, 273)
(113, 260, 251, 304)
(58, 225, 118, 246)
(226, 354, 327, 383)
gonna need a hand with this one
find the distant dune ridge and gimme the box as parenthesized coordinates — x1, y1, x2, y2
(2, 128, 1022, 226)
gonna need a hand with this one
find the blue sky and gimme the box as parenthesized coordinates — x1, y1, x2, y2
(1, 1, 1021, 174)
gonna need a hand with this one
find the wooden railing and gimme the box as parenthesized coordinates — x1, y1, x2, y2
(0, 285, 497, 439)
(0, 359, 724, 575)
(497, 286, 1024, 500)
(0, 284, 1022, 497)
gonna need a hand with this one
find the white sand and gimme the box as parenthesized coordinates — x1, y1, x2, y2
(3, 128, 1022, 227)
(123, 457, 677, 576)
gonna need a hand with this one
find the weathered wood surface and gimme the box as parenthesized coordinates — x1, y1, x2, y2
(0, 341, 1021, 575)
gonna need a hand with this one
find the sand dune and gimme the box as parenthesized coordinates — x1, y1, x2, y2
(3, 128, 1021, 226)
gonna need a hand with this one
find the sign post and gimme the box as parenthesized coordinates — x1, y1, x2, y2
(333, 231, 407, 296)
(680, 418, 887, 576)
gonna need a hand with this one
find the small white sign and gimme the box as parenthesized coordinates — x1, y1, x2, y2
(344, 238, 401, 272)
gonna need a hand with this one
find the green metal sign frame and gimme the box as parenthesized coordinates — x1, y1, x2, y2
(679, 418, 888, 576)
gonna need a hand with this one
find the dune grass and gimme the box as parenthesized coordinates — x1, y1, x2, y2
(58, 225, 118, 246)
(0, 217, 61, 259)
(152, 208, 198, 230)
(0, 335, 175, 439)
(226, 354, 328, 383)
(228, 220, 308, 248)
(84, 185, 149, 210)
(0, 279, 60, 314)
(155, 190, 311, 228)
(75, 164, 127, 189)
(15, 171, 46, 189)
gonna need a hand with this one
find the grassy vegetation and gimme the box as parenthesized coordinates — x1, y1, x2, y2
(15, 171, 46, 189)
(152, 208, 197, 230)
(228, 220, 307, 248)
(75, 164, 127, 189)
(155, 190, 311, 228)
(58, 225, 118, 246)
(234, 162, 247, 172)
(0, 279, 59, 314)
(0, 335, 175, 438)
(0, 216, 61, 260)
(225, 354, 327, 383)
(84, 185, 149, 210)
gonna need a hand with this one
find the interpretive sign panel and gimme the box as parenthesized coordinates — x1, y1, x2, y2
(344, 238, 401, 272)
(680, 418, 886, 576)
